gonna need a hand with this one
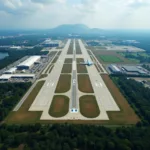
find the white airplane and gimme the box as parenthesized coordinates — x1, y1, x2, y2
(80, 59, 93, 66)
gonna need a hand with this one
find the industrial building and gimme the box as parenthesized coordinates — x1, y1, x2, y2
(42, 39, 59, 47)
(17, 56, 41, 70)
(0, 74, 35, 81)
(122, 66, 147, 75)
(4, 67, 17, 74)
(109, 65, 122, 74)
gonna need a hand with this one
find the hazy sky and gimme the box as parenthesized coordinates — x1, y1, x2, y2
(0, 0, 150, 29)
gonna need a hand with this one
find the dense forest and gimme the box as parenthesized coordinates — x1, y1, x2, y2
(0, 82, 31, 121)
(0, 47, 48, 69)
(112, 76, 150, 125)
(0, 123, 150, 150)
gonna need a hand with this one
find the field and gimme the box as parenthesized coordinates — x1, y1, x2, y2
(39, 74, 47, 79)
(101, 74, 140, 124)
(55, 74, 71, 93)
(67, 41, 73, 54)
(49, 65, 54, 73)
(100, 55, 123, 63)
(77, 64, 88, 73)
(5, 81, 45, 124)
(61, 64, 72, 73)
(78, 75, 94, 93)
(76, 58, 84, 63)
(49, 95, 69, 117)
(64, 58, 72, 63)
(79, 95, 100, 118)
(51, 56, 59, 63)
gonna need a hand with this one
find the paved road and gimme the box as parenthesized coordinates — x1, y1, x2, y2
(71, 40, 78, 112)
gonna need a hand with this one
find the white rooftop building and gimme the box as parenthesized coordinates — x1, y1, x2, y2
(4, 67, 17, 74)
(17, 56, 41, 70)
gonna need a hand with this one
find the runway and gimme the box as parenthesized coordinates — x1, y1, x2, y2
(71, 39, 78, 112)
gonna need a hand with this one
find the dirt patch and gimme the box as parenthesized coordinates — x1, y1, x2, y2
(77, 64, 88, 73)
(80, 95, 100, 118)
(76, 40, 82, 54)
(78, 74, 94, 93)
(55, 74, 71, 93)
(64, 58, 72, 63)
(51, 56, 59, 63)
(101, 74, 140, 124)
(61, 64, 72, 73)
(5, 81, 45, 124)
(49, 95, 69, 117)
(49, 65, 54, 74)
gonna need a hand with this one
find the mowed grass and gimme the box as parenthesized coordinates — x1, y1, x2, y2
(39, 74, 48, 79)
(49, 95, 69, 117)
(55, 74, 71, 93)
(5, 81, 45, 124)
(77, 64, 88, 73)
(61, 64, 72, 73)
(100, 55, 123, 63)
(101, 74, 140, 124)
(80, 95, 100, 118)
(78, 75, 94, 93)
(64, 58, 72, 63)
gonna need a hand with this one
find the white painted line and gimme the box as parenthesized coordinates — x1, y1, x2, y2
(51, 83, 54, 87)
(47, 83, 49, 87)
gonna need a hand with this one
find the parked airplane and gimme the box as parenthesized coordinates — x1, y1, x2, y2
(80, 59, 93, 66)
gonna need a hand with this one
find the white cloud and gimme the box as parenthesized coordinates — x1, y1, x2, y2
(0, 0, 149, 29)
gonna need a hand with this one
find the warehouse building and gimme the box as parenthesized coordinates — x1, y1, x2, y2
(0, 74, 35, 81)
(122, 66, 147, 75)
(109, 65, 122, 74)
(42, 39, 60, 47)
(17, 56, 41, 70)
(4, 67, 17, 74)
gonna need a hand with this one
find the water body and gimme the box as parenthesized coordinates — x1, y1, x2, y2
(0, 52, 9, 60)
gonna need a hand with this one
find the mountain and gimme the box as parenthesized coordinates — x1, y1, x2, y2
(49, 24, 102, 34)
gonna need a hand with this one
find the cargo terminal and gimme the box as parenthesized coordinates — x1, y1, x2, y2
(108, 64, 150, 76)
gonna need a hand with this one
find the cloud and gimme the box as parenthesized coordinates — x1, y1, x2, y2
(0, 0, 150, 29)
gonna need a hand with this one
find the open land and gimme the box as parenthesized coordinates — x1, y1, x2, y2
(55, 74, 71, 93)
(77, 64, 88, 73)
(64, 58, 72, 63)
(80, 95, 100, 118)
(100, 55, 123, 63)
(78, 74, 94, 93)
(61, 64, 72, 73)
(49, 95, 69, 117)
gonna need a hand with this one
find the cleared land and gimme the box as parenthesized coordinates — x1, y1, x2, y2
(64, 58, 72, 63)
(55, 74, 71, 93)
(5, 81, 45, 124)
(78, 75, 94, 93)
(49, 95, 69, 117)
(61, 64, 72, 73)
(100, 55, 123, 63)
(79, 95, 100, 118)
(49, 65, 54, 74)
(101, 74, 140, 124)
(52, 56, 59, 63)
(77, 64, 88, 73)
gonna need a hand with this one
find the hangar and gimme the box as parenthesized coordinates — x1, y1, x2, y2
(4, 67, 17, 74)
(0, 74, 35, 81)
(17, 56, 41, 70)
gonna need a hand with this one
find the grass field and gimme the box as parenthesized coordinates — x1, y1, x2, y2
(55, 74, 71, 93)
(5, 81, 45, 124)
(49, 65, 54, 74)
(101, 74, 140, 124)
(64, 58, 72, 63)
(77, 64, 88, 73)
(78, 75, 94, 93)
(76, 58, 84, 63)
(79, 95, 100, 118)
(61, 64, 72, 73)
(39, 74, 47, 79)
(49, 95, 69, 117)
(67, 41, 73, 54)
(51, 56, 59, 63)
(100, 55, 123, 63)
